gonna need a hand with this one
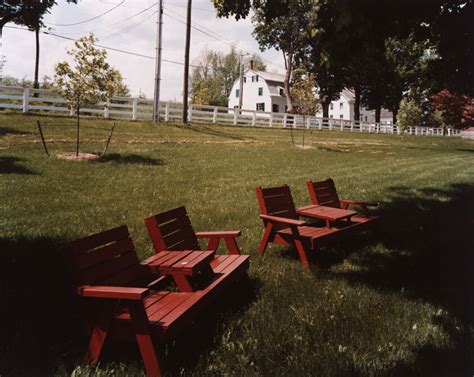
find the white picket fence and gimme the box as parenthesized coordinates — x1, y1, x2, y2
(0, 85, 460, 137)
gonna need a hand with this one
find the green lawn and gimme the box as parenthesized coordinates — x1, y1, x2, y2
(1, 113, 473, 376)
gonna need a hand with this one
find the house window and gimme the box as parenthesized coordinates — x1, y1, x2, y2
(256, 75, 259, 82)
(365, 116, 368, 121)
(258, 87, 263, 96)
(235, 89, 239, 98)
(256, 103, 265, 111)
(234, 105, 239, 109)
(340, 102, 343, 109)
(272, 104, 279, 113)
(244, 77, 246, 83)
(330, 103, 334, 110)
(279, 88, 284, 96)
(330, 115, 333, 119)
(340, 114, 343, 119)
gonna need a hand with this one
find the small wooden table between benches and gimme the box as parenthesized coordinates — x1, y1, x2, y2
(147, 250, 215, 292)
(297, 204, 357, 229)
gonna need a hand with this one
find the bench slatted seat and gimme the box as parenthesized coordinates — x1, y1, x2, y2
(144, 206, 241, 255)
(66, 225, 249, 377)
(306, 179, 379, 228)
(256, 185, 341, 270)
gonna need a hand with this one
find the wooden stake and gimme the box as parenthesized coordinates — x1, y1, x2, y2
(36, 120, 49, 157)
(102, 123, 116, 156)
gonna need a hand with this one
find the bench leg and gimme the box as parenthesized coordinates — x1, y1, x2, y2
(258, 223, 274, 256)
(290, 225, 310, 271)
(129, 302, 162, 377)
(84, 300, 117, 365)
(224, 237, 240, 255)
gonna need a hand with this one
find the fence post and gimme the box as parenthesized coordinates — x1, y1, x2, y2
(350, 121, 354, 132)
(448, 128, 451, 136)
(283, 114, 287, 128)
(293, 115, 297, 128)
(69, 107, 74, 117)
(165, 102, 170, 121)
(329, 119, 332, 131)
(22, 87, 29, 113)
(252, 111, 256, 127)
(104, 100, 110, 119)
(188, 104, 193, 122)
(340, 121, 343, 131)
(132, 98, 138, 121)
(213, 107, 218, 123)
(269, 113, 273, 127)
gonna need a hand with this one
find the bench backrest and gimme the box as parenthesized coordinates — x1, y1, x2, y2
(306, 179, 341, 208)
(65, 225, 152, 287)
(256, 185, 298, 223)
(145, 206, 201, 253)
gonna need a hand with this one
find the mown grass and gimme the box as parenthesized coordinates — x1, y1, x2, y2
(1, 113, 473, 377)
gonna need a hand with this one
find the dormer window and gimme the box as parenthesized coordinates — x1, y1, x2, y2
(279, 88, 284, 96)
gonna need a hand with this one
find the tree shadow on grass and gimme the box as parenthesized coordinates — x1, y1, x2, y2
(0, 234, 258, 376)
(0, 236, 84, 376)
(95, 153, 164, 166)
(176, 124, 256, 141)
(0, 156, 36, 174)
(327, 183, 474, 376)
(0, 126, 34, 136)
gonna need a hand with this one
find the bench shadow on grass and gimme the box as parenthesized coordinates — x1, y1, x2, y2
(326, 183, 474, 376)
(0, 156, 36, 174)
(95, 153, 164, 166)
(0, 235, 259, 376)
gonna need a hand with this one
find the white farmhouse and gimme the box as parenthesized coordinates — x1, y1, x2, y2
(228, 61, 287, 113)
(228, 61, 375, 121)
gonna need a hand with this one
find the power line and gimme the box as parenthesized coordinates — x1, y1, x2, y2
(163, 7, 286, 71)
(98, 10, 157, 40)
(46, 0, 126, 27)
(5, 25, 197, 67)
(48, 2, 158, 35)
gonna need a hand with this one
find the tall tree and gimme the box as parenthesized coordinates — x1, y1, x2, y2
(252, 0, 313, 113)
(0, 1, 77, 85)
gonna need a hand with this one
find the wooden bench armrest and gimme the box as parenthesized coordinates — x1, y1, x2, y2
(341, 199, 379, 207)
(260, 214, 306, 226)
(78, 285, 149, 300)
(196, 230, 241, 239)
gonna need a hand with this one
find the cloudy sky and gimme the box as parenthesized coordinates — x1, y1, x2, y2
(3, 0, 285, 101)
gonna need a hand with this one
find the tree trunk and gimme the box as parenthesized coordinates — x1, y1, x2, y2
(76, 100, 80, 157)
(375, 105, 381, 123)
(322, 98, 330, 118)
(354, 84, 360, 122)
(34, 27, 40, 90)
(392, 107, 398, 124)
(283, 50, 293, 113)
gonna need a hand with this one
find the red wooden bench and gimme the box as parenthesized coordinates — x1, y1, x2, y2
(306, 178, 379, 229)
(144, 206, 241, 255)
(65, 225, 249, 377)
(256, 185, 342, 271)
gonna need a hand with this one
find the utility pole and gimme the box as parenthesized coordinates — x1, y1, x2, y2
(153, 0, 164, 123)
(238, 53, 244, 110)
(182, 0, 192, 124)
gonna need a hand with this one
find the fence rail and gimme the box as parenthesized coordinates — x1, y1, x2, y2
(0, 85, 460, 137)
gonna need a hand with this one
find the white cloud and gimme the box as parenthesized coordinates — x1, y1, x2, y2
(2, 0, 285, 101)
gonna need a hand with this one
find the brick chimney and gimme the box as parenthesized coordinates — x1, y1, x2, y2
(248, 60, 255, 70)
